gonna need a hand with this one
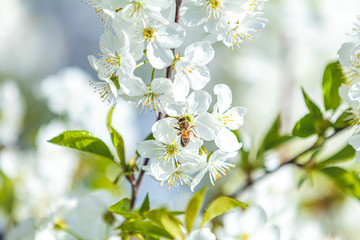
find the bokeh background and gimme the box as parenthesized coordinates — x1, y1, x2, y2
(1, 0, 360, 239)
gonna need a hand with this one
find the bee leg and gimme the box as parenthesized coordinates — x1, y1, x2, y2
(190, 130, 200, 139)
(174, 127, 181, 131)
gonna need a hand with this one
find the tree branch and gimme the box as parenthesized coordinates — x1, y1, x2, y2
(129, 1, 183, 210)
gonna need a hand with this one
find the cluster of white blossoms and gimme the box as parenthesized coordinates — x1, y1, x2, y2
(338, 15, 360, 163)
(86, 0, 267, 190)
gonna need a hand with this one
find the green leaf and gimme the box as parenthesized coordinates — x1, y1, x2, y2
(107, 107, 127, 170)
(109, 198, 141, 219)
(201, 196, 247, 227)
(321, 167, 360, 199)
(292, 114, 317, 138)
(139, 194, 150, 215)
(119, 221, 173, 239)
(315, 145, 355, 168)
(48, 130, 114, 162)
(0, 170, 15, 215)
(145, 209, 184, 240)
(297, 174, 308, 189)
(185, 187, 208, 233)
(260, 115, 293, 151)
(302, 88, 322, 119)
(322, 62, 346, 111)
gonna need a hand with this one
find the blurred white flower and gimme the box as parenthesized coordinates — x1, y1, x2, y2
(0, 81, 25, 146)
(186, 227, 216, 240)
(35, 191, 118, 240)
(216, 206, 280, 240)
(348, 15, 360, 38)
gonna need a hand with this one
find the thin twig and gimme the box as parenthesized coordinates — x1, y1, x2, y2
(230, 127, 348, 198)
(129, 1, 183, 211)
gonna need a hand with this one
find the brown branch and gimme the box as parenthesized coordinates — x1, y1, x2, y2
(129, 1, 183, 210)
(165, 0, 182, 79)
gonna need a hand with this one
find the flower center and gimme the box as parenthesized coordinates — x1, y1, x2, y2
(106, 53, 121, 67)
(54, 218, 67, 231)
(239, 233, 250, 240)
(206, 0, 225, 19)
(123, 1, 144, 18)
(110, 74, 120, 89)
(143, 26, 156, 43)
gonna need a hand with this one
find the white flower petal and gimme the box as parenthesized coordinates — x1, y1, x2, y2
(180, 3, 207, 27)
(120, 75, 147, 96)
(137, 140, 163, 158)
(252, 226, 280, 240)
(187, 90, 212, 114)
(173, 74, 190, 102)
(224, 106, 247, 130)
(186, 64, 211, 90)
(152, 118, 178, 144)
(147, 41, 174, 69)
(215, 128, 242, 152)
(157, 23, 186, 48)
(349, 82, 360, 102)
(338, 42, 356, 68)
(150, 77, 175, 106)
(188, 228, 216, 240)
(184, 41, 214, 66)
(194, 113, 220, 141)
(214, 84, 232, 114)
(349, 134, 360, 151)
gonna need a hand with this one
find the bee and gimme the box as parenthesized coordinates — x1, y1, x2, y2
(174, 117, 195, 147)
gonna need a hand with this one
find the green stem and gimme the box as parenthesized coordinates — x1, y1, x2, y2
(151, 68, 155, 82)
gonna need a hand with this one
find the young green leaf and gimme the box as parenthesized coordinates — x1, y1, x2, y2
(145, 209, 184, 240)
(48, 130, 114, 162)
(315, 145, 355, 168)
(321, 167, 360, 200)
(322, 62, 345, 111)
(201, 196, 247, 227)
(119, 221, 173, 239)
(259, 115, 292, 152)
(292, 114, 317, 138)
(185, 187, 208, 233)
(109, 198, 141, 219)
(107, 107, 127, 170)
(0, 170, 14, 215)
(302, 88, 322, 119)
(139, 194, 150, 215)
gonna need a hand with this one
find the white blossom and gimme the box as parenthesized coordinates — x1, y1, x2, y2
(206, 11, 267, 49)
(137, 118, 205, 188)
(132, 20, 185, 69)
(191, 150, 237, 191)
(117, 0, 172, 24)
(173, 41, 214, 101)
(121, 77, 175, 113)
(213, 84, 246, 152)
(166, 90, 221, 141)
(88, 30, 135, 79)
